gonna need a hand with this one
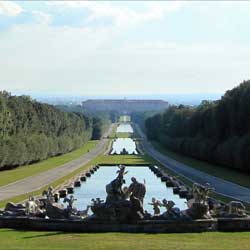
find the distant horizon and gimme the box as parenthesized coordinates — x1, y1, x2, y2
(9, 89, 223, 97)
(5, 90, 223, 106)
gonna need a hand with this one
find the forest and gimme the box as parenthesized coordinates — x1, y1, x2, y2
(145, 80, 250, 173)
(0, 92, 106, 169)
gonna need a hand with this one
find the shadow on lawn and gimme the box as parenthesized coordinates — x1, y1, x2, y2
(22, 231, 66, 239)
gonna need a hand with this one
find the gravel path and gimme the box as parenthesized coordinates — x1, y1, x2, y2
(0, 125, 114, 201)
(136, 125, 250, 203)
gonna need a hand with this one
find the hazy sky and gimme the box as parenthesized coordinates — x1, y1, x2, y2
(0, 1, 250, 96)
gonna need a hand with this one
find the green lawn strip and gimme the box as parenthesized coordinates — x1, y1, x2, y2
(119, 115, 131, 122)
(93, 154, 155, 165)
(151, 141, 250, 188)
(0, 141, 98, 187)
(116, 132, 132, 138)
(108, 132, 133, 139)
(0, 230, 250, 250)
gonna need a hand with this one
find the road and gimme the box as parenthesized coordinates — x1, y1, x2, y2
(136, 125, 250, 203)
(0, 124, 115, 202)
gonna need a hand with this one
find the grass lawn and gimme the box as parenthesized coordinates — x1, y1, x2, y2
(119, 115, 131, 122)
(151, 141, 250, 188)
(116, 132, 133, 138)
(108, 132, 133, 138)
(0, 140, 98, 187)
(93, 153, 156, 165)
(0, 229, 250, 250)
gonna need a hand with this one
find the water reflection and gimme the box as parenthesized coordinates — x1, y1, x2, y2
(67, 166, 187, 214)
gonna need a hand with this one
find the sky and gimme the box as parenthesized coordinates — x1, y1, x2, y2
(0, 1, 250, 97)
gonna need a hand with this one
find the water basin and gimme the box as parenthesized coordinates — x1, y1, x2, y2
(64, 166, 187, 214)
(116, 123, 133, 133)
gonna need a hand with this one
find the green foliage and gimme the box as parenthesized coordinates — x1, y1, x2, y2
(145, 80, 250, 172)
(0, 92, 93, 169)
(56, 105, 112, 140)
(92, 117, 104, 140)
(131, 110, 159, 131)
(91, 112, 111, 140)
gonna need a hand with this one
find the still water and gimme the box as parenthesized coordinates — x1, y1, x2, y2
(116, 123, 133, 133)
(66, 166, 187, 214)
(111, 138, 138, 154)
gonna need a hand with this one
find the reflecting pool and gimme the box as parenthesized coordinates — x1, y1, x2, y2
(65, 166, 187, 214)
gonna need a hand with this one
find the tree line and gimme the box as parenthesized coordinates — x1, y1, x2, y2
(56, 105, 114, 140)
(145, 80, 250, 173)
(0, 92, 108, 170)
(131, 111, 159, 130)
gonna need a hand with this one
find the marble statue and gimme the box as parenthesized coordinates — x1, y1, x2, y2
(127, 177, 146, 204)
(161, 199, 181, 219)
(91, 198, 104, 206)
(4, 202, 26, 216)
(25, 196, 42, 216)
(228, 201, 246, 216)
(121, 148, 129, 155)
(192, 183, 211, 204)
(42, 186, 55, 204)
(64, 195, 76, 210)
(91, 165, 145, 222)
(183, 183, 212, 219)
(148, 198, 161, 216)
(105, 165, 128, 203)
(213, 201, 247, 218)
(78, 205, 91, 218)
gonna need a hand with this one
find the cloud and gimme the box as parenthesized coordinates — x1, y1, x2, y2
(0, 1, 22, 16)
(48, 1, 185, 27)
(31, 11, 52, 25)
(0, 1, 186, 31)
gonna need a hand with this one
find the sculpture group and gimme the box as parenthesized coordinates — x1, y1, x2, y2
(0, 165, 248, 223)
(91, 165, 146, 222)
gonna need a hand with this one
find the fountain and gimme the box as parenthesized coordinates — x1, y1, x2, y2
(0, 165, 249, 233)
